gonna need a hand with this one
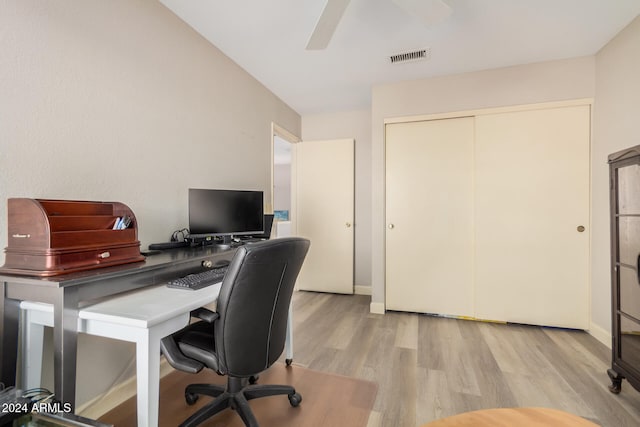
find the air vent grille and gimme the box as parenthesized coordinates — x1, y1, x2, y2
(390, 48, 430, 64)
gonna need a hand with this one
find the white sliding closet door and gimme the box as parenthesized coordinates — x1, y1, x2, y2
(295, 139, 354, 294)
(386, 117, 475, 316)
(474, 105, 590, 328)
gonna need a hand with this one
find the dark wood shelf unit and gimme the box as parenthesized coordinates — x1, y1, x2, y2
(0, 198, 144, 277)
(608, 145, 640, 394)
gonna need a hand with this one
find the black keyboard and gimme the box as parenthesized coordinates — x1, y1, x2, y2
(167, 266, 228, 290)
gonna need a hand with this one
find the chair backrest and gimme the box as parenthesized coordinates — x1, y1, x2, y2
(215, 237, 310, 377)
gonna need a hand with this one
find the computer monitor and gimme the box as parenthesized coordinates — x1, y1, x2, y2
(188, 189, 264, 244)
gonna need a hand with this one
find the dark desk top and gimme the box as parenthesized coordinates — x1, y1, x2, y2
(0, 245, 235, 288)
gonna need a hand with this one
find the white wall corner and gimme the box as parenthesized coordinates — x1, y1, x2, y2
(588, 322, 612, 349)
(370, 301, 385, 314)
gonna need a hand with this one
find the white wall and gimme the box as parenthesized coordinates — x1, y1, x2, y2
(370, 57, 596, 313)
(273, 163, 291, 213)
(0, 0, 300, 254)
(0, 0, 299, 406)
(302, 109, 372, 291)
(592, 15, 640, 342)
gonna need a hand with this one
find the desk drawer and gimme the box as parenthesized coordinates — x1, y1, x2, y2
(1, 243, 144, 276)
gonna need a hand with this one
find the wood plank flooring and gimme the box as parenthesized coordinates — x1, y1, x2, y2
(287, 291, 640, 427)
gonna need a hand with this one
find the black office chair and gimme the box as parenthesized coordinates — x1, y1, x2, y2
(160, 237, 310, 427)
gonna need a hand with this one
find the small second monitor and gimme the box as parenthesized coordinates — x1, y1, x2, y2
(251, 214, 274, 239)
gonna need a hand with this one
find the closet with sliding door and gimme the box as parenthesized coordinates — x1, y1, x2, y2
(385, 102, 591, 329)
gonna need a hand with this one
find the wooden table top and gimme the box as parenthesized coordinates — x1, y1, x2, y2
(422, 407, 599, 427)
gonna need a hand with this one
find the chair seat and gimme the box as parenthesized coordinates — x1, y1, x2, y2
(178, 321, 221, 372)
(421, 407, 599, 427)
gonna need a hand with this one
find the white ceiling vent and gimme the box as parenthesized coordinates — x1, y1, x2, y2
(390, 48, 430, 64)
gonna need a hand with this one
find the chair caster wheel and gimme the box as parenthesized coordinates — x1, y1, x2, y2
(185, 392, 199, 405)
(285, 358, 293, 366)
(288, 392, 302, 407)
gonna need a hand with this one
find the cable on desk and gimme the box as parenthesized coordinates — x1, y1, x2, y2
(21, 388, 55, 404)
(171, 228, 190, 243)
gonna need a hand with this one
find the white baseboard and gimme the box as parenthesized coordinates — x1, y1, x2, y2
(370, 302, 385, 314)
(355, 285, 371, 296)
(77, 358, 174, 419)
(588, 322, 612, 349)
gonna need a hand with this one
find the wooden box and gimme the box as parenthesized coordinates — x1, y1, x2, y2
(0, 198, 145, 276)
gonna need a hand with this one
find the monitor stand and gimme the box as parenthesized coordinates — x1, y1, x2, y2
(215, 235, 233, 249)
(214, 235, 245, 249)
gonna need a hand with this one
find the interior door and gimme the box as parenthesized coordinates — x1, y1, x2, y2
(295, 138, 354, 294)
(473, 105, 590, 329)
(385, 117, 475, 316)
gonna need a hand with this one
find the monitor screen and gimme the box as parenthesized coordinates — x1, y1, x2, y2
(188, 189, 264, 238)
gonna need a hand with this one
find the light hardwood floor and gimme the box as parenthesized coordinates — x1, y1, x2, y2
(287, 291, 640, 427)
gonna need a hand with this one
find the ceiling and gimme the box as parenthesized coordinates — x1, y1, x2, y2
(159, 0, 640, 116)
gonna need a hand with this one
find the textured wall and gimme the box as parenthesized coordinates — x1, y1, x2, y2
(0, 0, 300, 254)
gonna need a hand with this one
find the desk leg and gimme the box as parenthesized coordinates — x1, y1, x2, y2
(285, 304, 293, 365)
(53, 289, 79, 410)
(136, 329, 160, 427)
(20, 308, 46, 389)
(0, 282, 19, 388)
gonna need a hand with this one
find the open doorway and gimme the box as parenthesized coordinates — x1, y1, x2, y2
(271, 123, 300, 238)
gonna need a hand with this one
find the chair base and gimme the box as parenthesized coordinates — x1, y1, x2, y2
(180, 376, 301, 427)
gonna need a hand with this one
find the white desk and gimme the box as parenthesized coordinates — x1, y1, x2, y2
(20, 282, 222, 427)
(20, 282, 295, 427)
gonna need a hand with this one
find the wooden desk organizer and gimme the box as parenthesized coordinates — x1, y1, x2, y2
(0, 198, 145, 276)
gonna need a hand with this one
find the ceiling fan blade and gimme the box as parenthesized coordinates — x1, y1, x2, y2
(392, 0, 452, 26)
(306, 0, 352, 50)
